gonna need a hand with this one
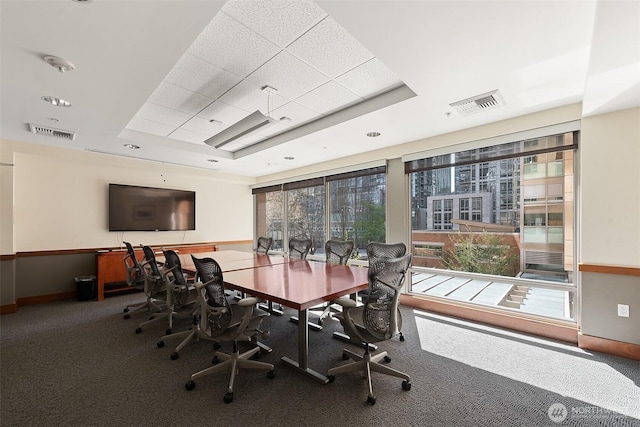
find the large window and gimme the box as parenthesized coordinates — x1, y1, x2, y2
(406, 131, 577, 321)
(254, 166, 386, 258)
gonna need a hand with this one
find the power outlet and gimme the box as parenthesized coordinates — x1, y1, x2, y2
(617, 304, 630, 318)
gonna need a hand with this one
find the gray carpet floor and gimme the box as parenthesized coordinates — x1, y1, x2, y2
(1, 292, 639, 426)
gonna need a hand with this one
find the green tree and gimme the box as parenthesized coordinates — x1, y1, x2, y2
(354, 202, 385, 247)
(441, 231, 519, 276)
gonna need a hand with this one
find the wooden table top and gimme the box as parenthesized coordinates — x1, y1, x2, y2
(222, 261, 369, 311)
(176, 250, 293, 273)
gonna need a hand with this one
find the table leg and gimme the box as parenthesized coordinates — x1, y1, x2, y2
(281, 308, 329, 384)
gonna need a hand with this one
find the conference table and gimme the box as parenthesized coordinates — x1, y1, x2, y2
(175, 250, 370, 383)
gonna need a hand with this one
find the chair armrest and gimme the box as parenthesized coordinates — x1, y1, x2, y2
(332, 297, 357, 309)
(237, 297, 261, 307)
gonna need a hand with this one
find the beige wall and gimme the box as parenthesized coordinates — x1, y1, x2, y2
(5, 141, 254, 252)
(579, 107, 640, 343)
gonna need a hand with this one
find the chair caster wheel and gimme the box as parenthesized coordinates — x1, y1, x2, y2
(383, 355, 391, 363)
(170, 352, 179, 360)
(317, 319, 323, 326)
(157, 341, 165, 348)
(135, 327, 142, 334)
(212, 356, 220, 364)
(402, 380, 411, 391)
(224, 392, 233, 403)
(185, 380, 195, 391)
(342, 352, 349, 360)
(124, 314, 130, 320)
(327, 374, 335, 383)
(267, 370, 275, 379)
(165, 328, 172, 335)
(367, 395, 376, 405)
(400, 333, 405, 342)
(124, 308, 129, 313)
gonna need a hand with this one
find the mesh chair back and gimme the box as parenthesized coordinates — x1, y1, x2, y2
(288, 238, 312, 259)
(162, 249, 191, 309)
(191, 255, 232, 335)
(363, 253, 412, 341)
(141, 245, 163, 277)
(366, 242, 406, 262)
(256, 237, 273, 255)
(162, 249, 188, 287)
(140, 245, 166, 296)
(123, 241, 144, 286)
(325, 240, 354, 265)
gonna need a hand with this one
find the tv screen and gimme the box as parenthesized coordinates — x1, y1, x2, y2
(109, 184, 195, 231)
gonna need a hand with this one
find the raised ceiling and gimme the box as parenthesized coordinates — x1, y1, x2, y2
(1, 0, 638, 178)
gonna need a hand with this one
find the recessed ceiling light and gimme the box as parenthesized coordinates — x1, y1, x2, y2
(42, 96, 71, 107)
(123, 144, 140, 149)
(43, 55, 75, 73)
(284, 156, 294, 160)
(207, 159, 219, 163)
(366, 132, 381, 138)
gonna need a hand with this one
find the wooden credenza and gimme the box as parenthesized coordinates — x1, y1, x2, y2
(95, 243, 217, 301)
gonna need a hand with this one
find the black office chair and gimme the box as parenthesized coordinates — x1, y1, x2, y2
(153, 249, 198, 334)
(122, 241, 150, 319)
(256, 236, 273, 255)
(123, 242, 166, 320)
(308, 239, 355, 325)
(327, 253, 413, 405)
(289, 238, 312, 259)
(184, 256, 275, 404)
(134, 245, 171, 334)
(359, 241, 407, 301)
(366, 241, 406, 262)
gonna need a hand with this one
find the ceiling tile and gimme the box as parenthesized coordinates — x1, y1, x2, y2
(287, 16, 374, 78)
(188, 11, 280, 78)
(221, 0, 327, 48)
(218, 79, 289, 114)
(246, 51, 329, 100)
(135, 102, 192, 128)
(167, 127, 210, 145)
(270, 100, 320, 125)
(179, 116, 226, 136)
(336, 58, 403, 98)
(197, 101, 253, 126)
(147, 81, 214, 115)
(164, 53, 243, 100)
(126, 117, 175, 137)
(295, 80, 361, 114)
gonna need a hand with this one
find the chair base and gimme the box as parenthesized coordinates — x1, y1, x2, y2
(327, 347, 410, 404)
(187, 344, 275, 402)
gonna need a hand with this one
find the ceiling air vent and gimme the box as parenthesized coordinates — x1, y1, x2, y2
(29, 123, 76, 141)
(449, 89, 505, 115)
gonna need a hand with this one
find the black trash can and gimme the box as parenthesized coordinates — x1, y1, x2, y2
(75, 275, 97, 301)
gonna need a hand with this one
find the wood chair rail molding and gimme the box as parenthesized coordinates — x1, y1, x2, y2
(579, 263, 640, 277)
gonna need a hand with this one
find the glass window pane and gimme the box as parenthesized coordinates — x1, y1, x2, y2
(524, 227, 546, 243)
(328, 173, 386, 254)
(287, 186, 325, 255)
(255, 191, 284, 251)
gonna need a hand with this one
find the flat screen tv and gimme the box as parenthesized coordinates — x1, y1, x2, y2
(109, 184, 196, 231)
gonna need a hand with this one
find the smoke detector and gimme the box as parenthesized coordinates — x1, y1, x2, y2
(44, 55, 75, 73)
(29, 123, 76, 140)
(450, 89, 505, 115)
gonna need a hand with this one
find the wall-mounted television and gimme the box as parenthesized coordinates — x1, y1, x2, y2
(109, 184, 196, 231)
